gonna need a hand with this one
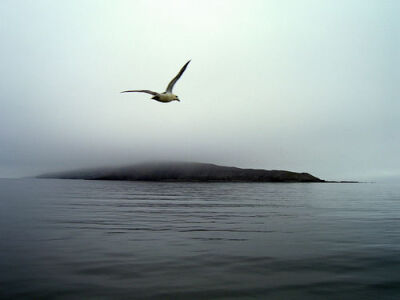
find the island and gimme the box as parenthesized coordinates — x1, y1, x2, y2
(37, 162, 324, 182)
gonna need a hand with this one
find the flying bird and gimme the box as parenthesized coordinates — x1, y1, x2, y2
(121, 60, 191, 103)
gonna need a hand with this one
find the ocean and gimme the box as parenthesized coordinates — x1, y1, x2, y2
(0, 179, 399, 299)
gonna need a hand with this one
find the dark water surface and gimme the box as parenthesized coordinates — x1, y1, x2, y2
(0, 179, 399, 299)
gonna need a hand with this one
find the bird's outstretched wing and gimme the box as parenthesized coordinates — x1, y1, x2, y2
(120, 89, 158, 95)
(165, 60, 191, 93)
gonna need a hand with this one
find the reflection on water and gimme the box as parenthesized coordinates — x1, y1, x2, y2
(0, 179, 399, 299)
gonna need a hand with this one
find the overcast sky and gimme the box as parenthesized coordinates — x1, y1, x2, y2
(0, 0, 398, 181)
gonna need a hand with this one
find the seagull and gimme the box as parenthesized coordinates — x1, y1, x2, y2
(121, 60, 191, 103)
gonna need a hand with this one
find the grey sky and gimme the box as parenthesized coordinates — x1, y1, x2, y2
(0, 0, 399, 181)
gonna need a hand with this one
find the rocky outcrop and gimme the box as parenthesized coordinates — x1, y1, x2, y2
(38, 162, 324, 183)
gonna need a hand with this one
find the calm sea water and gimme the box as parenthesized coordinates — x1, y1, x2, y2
(0, 179, 399, 299)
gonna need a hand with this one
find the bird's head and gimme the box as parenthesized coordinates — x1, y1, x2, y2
(173, 95, 180, 102)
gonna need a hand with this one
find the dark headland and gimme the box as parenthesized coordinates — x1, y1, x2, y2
(37, 162, 325, 182)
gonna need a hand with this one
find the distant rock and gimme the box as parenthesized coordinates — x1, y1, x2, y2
(38, 162, 324, 182)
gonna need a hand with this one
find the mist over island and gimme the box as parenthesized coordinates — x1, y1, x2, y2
(37, 161, 324, 182)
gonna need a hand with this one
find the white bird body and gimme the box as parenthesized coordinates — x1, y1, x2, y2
(121, 60, 190, 103)
(153, 92, 179, 103)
